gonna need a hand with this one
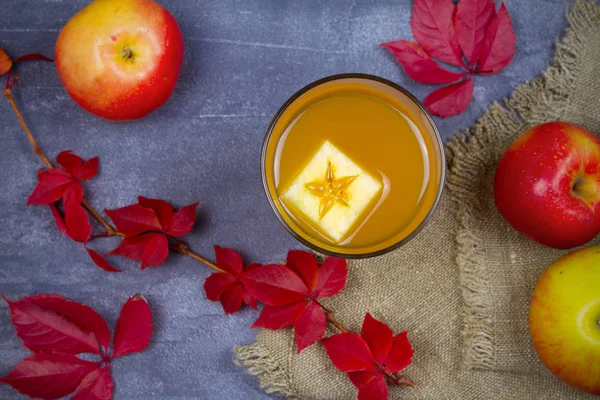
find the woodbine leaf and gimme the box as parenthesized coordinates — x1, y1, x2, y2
(294, 302, 326, 353)
(241, 264, 309, 306)
(26, 168, 72, 205)
(86, 247, 122, 273)
(0, 353, 99, 400)
(423, 76, 474, 118)
(410, 0, 463, 67)
(214, 245, 244, 275)
(109, 233, 169, 270)
(251, 301, 308, 330)
(64, 184, 92, 243)
(356, 373, 388, 400)
(455, 0, 496, 66)
(385, 331, 414, 374)
(286, 250, 319, 290)
(360, 313, 393, 366)
(167, 202, 199, 236)
(477, 2, 516, 73)
(138, 196, 174, 228)
(381, 40, 467, 84)
(111, 294, 153, 358)
(314, 256, 348, 298)
(104, 204, 162, 236)
(71, 366, 114, 400)
(321, 332, 376, 372)
(2, 293, 106, 355)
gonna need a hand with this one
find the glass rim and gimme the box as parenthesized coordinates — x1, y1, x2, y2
(260, 73, 446, 259)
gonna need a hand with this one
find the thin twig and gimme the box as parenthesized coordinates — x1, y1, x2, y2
(5, 86, 52, 169)
(170, 242, 225, 273)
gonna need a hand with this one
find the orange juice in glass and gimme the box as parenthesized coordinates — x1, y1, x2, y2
(262, 74, 445, 258)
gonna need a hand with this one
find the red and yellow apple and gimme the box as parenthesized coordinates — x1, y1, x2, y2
(55, 0, 184, 121)
(0, 49, 12, 75)
(494, 121, 600, 249)
(529, 245, 600, 395)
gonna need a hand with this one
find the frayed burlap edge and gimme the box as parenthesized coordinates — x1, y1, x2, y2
(234, 344, 299, 399)
(445, 0, 599, 370)
(233, 0, 600, 394)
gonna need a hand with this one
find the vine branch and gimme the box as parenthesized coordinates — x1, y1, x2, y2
(5, 76, 414, 389)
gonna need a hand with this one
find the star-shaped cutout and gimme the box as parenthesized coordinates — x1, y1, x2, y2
(305, 160, 358, 219)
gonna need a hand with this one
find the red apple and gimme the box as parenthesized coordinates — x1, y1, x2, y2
(529, 245, 600, 395)
(494, 121, 600, 249)
(55, 0, 184, 121)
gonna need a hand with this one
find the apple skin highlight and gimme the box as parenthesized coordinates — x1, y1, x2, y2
(55, 0, 184, 121)
(494, 121, 600, 249)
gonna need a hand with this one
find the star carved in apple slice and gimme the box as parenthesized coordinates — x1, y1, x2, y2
(305, 160, 358, 220)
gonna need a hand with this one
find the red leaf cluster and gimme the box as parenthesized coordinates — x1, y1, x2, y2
(203, 246, 261, 314)
(27, 151, 99, 243)
(241, 250, 347, 352)
(382, 0, 516, 117)
(0, 293, 153, 400)
(105, 197, 199, 269)
(322, 314, 414, 400)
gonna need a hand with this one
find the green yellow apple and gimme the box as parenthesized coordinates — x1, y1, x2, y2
(529, 245, 600, 394)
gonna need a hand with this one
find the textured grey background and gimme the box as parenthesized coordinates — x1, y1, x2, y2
(0, 0, 572, 399)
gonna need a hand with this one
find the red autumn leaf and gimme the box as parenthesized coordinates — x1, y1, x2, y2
(241, 264, 309, 306)
(24, 293, 112, 352)
(86, 247, 122, 273)
(423, 75, 474, 117)
(244, 251, 348, 352)
(220, 284, 244, 314)
(64, 184, 92, 243)
(385, 331, 413, 373)
(203, 247, 261, 314)
(294, 302, 326, 353)
(381, 41, 467, 84)
(0, 353, 99, 400)
(251, 301, 308, 330)
(27, 168, 72, 205)
(76, 157, 100, 181)
(454, 0, 496, 66)
(0, 48, 12, 75)
(204, 273, 238, 301)
(71, 366, 114, 400)
(2, 294, 104, 355)
(322, 314, 413, 395)
(476, 2, 516, 73)
(286, 250, 319, 290)
(57, 150, 83, 176)
(321, 332, 376, 372)
(138, 196, 174, 228)
(215, 246, 244, 274)
(355, 373, 389, 400)
(109, 233, 169, 269)
(50, 202, 72, 239)
(105, 204, 162, 236)
(410, 0, 463, 67)
(167, 202, 199, 236)
(314, 256, 347, 298)
(111, 294, 153, 358)
(361, 313, 393, 366)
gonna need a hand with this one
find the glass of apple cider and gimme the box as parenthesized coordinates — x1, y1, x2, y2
(262, 74, 445, 258)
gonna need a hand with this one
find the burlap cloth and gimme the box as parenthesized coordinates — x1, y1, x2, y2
(235, 1, 600, 398)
